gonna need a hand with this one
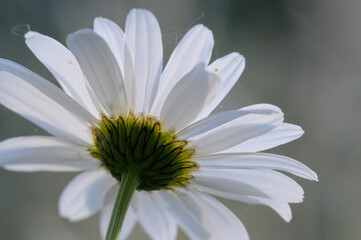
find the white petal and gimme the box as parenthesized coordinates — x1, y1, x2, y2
(0, 60, 96, 124)
(185, 104, 283, 154)
(0, 70, 94, 145)
(160, 64, 220, 131)
(193, 168, 304, 203)
(264, 200, 292, 222)
(67, 29, 127, 116)
(191, 181, 292, 222)
(157, 189, 248, 240)
(195, 53, 245, 121)
(132, 191, 177, 240)
(125, 9, 163, 113)
(241, 197, 292, 222)
(25, 32, 98, 116)
(154, 191, 209, 240)
(151, 24, 214, 116)
(59, 170, 116, 222)
(222, 123, 304, 153)
(196, 152, 318, 181)
(99, 186, 137, 240)
(122, 38, 135, 111)
(94, 17, 125, 76)
(193, 183, 292, 222)
(180, 189, 249, 240)
(0, 136, 98, 172)
(178, 104, 280, 138)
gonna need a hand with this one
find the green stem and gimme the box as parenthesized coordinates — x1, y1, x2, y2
(105, 168, 141, 240)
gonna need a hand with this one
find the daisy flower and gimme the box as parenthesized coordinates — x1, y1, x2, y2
(0, 8, 317, 240)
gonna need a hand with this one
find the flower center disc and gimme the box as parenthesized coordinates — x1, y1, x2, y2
(89, 113, 197, 191)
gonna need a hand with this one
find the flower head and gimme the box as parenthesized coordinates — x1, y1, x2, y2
(0, 8, 317, 240)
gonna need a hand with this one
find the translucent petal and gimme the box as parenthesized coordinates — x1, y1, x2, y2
(135, 191, 177, 240)
(221, 123, 304, 153)
(0, 70, 93, 145)
(193, 168, 304, 203)
(67, 29, 127, 116)
(0, 136, 97, 172)
(185, 104, 283, 154)
(196, 152, 318, 181)
(160, 63, 220, 131)
(154, 191, 209, 240)
(195, 52, 245, 121)
(25, 32, 98, 116)
(59, 170, 115, 222)
(151, 24, 214, 116)
(94, 17, 125, 75)
(125, 9, 163, 113)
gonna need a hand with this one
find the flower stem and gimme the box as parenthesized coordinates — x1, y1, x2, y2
(105, 167, 141, 240)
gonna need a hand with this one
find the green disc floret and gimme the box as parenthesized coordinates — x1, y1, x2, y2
(89, 113, 197, 191)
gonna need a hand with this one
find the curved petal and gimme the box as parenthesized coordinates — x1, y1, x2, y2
(185, 190, 249, 240)
(25, 32, 98, 116)
(0, 136, 98, 172)
(159, 63, 220, 132)
(67, 29, 127, 116)
(192, 168, 304, 203)
(195, 152, 318, 181)
(99, 186, 137, 240)
(134, 191, 177, 240)
(185, 104, 283, 154)
(195, 53, 245, 121)
(59, 170, 116, 222)
(124, 9, 163, 113)
(221, 123, 304, 153)
(151, 24, 214, 116)
(156, 189, 249, 240)
(239, 196, 292, 222)
(192, 182, 292, 222)
(178, 104, 281, 138)
(0, 60, 96, 124)
(94, 17, 125, 76)
(0, 70, 93, 145)
(154, 191, 209, 240)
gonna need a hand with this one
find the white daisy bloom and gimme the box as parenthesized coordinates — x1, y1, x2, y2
(0, 8, 317, 240)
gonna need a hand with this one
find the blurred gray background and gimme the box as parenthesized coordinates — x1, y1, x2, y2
(0, 0, 360, 239)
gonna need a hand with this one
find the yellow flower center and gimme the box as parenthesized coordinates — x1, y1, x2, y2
(89, 113, 197, 191)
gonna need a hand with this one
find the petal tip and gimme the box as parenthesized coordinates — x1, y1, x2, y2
(284, 215, 292, 223)
(24, 31, 40, 39)
(311, 172, 319, 182)
(128, 8, 155, 18)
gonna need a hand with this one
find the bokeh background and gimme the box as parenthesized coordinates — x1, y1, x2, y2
(0, 0, 360, 239)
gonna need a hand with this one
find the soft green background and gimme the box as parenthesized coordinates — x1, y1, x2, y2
(0, 0, 360, 239)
